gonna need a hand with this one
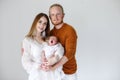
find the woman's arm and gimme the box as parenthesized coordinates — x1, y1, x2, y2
(21, 38, 37, 74)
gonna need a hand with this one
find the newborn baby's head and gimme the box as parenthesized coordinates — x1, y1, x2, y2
(47, 36, 58, 46)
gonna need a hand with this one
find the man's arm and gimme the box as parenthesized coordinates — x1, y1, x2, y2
(47, 54, 59, 65)
(49, 55, 68, 71)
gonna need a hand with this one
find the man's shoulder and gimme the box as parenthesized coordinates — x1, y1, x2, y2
(64, 23, 76, 33)
(64, 23, 76, 31)
(64, 23, 77, 38)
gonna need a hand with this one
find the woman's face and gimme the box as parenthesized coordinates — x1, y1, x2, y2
(36, 16, 47, 33)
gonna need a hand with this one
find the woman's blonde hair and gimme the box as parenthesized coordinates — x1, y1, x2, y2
(26, 13, 50, 38)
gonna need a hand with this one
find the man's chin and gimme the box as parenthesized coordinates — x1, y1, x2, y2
(52, 22, 63, 26)
(52, 22, 58, 25)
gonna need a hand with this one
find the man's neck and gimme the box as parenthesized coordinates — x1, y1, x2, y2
(55, 23, 64, 29)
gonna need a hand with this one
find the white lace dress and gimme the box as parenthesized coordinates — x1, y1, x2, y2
(21, 37, 64, 80)
(21, 37, 45, 80)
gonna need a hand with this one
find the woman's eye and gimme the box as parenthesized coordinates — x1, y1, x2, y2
(44, 23, 47, 25)
(39, 21, 42, 23)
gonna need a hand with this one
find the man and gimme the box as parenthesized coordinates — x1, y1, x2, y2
(44, 4, 78, 80)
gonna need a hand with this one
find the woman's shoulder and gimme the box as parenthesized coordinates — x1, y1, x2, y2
(22, 37, 33, 43)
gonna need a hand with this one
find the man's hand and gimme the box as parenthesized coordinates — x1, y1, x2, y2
(40, 61, 56, 71)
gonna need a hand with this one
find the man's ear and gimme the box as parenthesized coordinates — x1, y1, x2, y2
(62, 13, 65, 18)
(49, 16, 51, 19)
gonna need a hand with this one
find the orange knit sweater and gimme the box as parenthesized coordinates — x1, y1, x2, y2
(50, 23, 77, 74)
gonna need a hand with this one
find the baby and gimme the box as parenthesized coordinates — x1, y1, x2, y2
(39, 36, 65, 80)
(41, 36, 64, 69)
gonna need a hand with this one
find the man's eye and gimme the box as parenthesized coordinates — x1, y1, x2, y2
(51, 14, 54, 16)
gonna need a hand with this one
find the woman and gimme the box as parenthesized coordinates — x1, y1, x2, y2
(21, 13, 50, 80)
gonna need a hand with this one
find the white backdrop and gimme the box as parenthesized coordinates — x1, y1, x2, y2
(0, 0, 120, 80)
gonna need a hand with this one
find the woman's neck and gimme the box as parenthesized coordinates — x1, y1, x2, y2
(34, 33, 44, 43)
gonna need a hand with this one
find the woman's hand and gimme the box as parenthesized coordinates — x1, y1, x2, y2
(40, 61, 49, 71)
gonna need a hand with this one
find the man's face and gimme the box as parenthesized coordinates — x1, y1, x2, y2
(49, 6, 64, 26)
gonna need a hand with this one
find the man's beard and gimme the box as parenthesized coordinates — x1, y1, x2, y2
(52, 21, 63, 26)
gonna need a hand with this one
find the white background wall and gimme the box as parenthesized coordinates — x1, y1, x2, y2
(0, 0, 120, 80)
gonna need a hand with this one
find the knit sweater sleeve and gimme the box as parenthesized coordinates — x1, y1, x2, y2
(64, 28, 77, 60)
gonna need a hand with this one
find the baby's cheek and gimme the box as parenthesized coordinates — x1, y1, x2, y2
(53, 41, 57, 45)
